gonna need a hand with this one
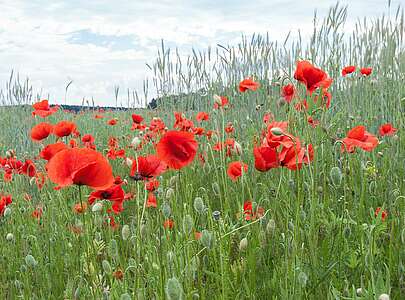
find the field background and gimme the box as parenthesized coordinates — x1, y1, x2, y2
(0, 3, 404, 299)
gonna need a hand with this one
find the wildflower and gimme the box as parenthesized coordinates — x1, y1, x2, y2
(379, 123, 397, 136)
(32, 99, 59, 118)
(30, 122, 53, 142)
(294, 60, 332, 94)
(156, 130, 198, 169)
(53, 121, 77, 138)
(341, 65, 356, 76)
(196, 111, 209, 122)
(88, 184, 126, 214)
(341, 126, 379, 153)
(163, 219, 174, 230)
(130, 155, 166, 180)
(39, 142, 67, 161)
(46, 148, 114, 190)
(253, 146, 279, 172)
(375, 207, 387, 222)
(360, 67, 372, 76)
(73, 202, 87, 214)
(213, 95, 229, 109)
(227, 161, 248, 181)
(281, 84, 295, 103)
(239, 78, 260, 92)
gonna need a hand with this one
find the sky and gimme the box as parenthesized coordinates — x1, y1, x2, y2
(0, 0, 400, 106)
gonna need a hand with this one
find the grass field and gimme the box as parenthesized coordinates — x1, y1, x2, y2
(0, 4, 404, 300)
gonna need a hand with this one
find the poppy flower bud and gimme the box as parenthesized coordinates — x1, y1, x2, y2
(212, 182, 220, 196)
(120, 293, 131, 300)
(169, 175, 178, 186)
(330, 166, 343, 186)
(166, 188, 175, 200)
(121, 225, 130, 241)
(25, 254, 38, 268)
(200, 230, 214, 249)
(193, 197, 206, 214)
(125, 157, 133, 167)
(3, 207, 11, 217)
(6, 233, 14, 242)
(92, 202, 103, 212)
(233, 141, 243, 155)
(377, 151, 383, 157)
(110, 239, 119, 259)
(378, 294, 390, 300)
(182, 214, 194, 235)
(74, 287, 81, 300)
(162, 201, 171, 218)
(239, 237, 248, 252)
(167, 251, 175, 264)
(270, 127, 284, 136)
(213, 94, 222, 105)
(6, 150, 13, 158)
(102, 260, 112, 274)
(298, 271, 308, 287)
(165, 277, 184, 300)
(356, 288, 363, 296)
(14, 280, 22, 290)
(266, 219, 276, 235)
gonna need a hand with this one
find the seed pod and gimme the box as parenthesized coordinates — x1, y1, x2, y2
(6, 233, 14, 242)
(297, 271, 308, 287)
(3, 207, 11, 217)
(212, 182, 220, 196)
(239, 237, 248, 252)
(102, 260, 112, 274)
(330, 166, 343, 186)
(162, 201, 171, 218)
(212, 210, 221, 221)
(200, 230, 214, 249)
(122, 225, 130, 241)
(131, 136, 141, 148)
(182, 215, 194, 235)
(266, 219, 276, 235)
(165, 277, 184, 300)
(25, 254, 38, 268)
(166, 188, 175, 200)
(193, 197, 205, 214)
(120, 293, 132, 300)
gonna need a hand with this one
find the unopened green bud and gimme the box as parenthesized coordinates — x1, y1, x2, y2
(165, 277, 184, 300)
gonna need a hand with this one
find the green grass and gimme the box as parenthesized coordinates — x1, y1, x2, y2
(0, 3, 404, 299)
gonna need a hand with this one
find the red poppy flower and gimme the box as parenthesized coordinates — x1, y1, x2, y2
(39, 142, 68, 160)
(146, 192, 157, 208)
(294, 60, 332, 93)
(281, 84, 295, 103)
(46, 148, 114, 190)
(94, 114, 104, 119)
(243, 200, 264, 221)
(279, 141, 314, 170)
(156, 130, 198, 170)
(253, 146, 279, 172)
(30, 122, 53, 142)
(132, 114, 144, 124)
(130, 155, 167, 180)
(379, 123, 397, 136)
(32, 100, 59, 118)
(342, 65, 356, 76)
(225, 122, 234, 134)
(307, 116, 320, 128)
(196, 112, 209, 122)
(163, 219, 174, 229)
(375, 207, 387, 221)
(341, 126, 379, 153)
(360, 67, 372, 76)
(227, 161, 248, 181)
(0, 194, 12, 216)
(21, 159, 36, 177)
(239, 78, 260, 92)
(53, 121, 77, 138)
(108, 119, 117, 126)
(145, 179, 159, 192)
(81, 134, 95, 144)
(88, 184, 125, 213)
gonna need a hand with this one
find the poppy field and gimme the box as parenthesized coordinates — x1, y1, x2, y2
(0, 5, 404, 300)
